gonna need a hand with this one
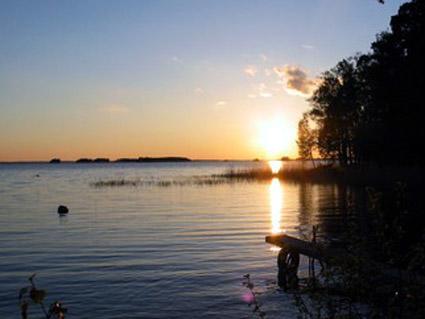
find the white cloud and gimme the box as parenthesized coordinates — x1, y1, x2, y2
(259, 54, 268, 62)
(259, 92, 273, 98)
(215, 100, 228, 106)
(273, 65, 317, 97)
(247, 83, 274, 99)
(301, 44, 315, 50)
(244, 65, 257, 77)
(264, 68, 272, 76)
(258, 83, 272, 98)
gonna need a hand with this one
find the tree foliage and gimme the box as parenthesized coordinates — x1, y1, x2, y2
(297, 113, 316, 166)
(302, 0, 425, 167)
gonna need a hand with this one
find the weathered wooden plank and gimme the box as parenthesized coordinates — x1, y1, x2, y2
(265, 234, 325, 260)
(266, 233, 425, 284)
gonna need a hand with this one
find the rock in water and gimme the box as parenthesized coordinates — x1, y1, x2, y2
(57, 205, 69, 215)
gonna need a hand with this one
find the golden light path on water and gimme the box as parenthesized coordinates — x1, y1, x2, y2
(269, 176, 284, 251)
(270, 177, 283, 234)
(268, 160, 284, 251)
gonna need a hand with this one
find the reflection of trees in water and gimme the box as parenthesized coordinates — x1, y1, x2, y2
(297, 183, 315, 239)
(297, 183, 367, 241)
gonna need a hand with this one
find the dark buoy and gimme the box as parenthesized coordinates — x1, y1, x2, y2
(57, 205, 69, 215)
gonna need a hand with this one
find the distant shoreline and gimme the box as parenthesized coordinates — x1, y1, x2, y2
(0, 157, 299, 164)
(0, 158, 267, 164)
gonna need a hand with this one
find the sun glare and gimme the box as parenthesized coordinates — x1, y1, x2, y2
(269, 160, 282, 174)
(257, 118, 290, 159)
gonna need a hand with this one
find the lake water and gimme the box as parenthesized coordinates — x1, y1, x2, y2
(0, 161, 356, 318)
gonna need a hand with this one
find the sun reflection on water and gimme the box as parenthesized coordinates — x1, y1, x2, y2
(270, 177, 283, 234)
(268, 160, 282, 174)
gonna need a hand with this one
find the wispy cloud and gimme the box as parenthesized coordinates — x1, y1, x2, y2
(246, 83, 274, 99)
(259, 54, 268, 62)
(273, 65, 317, 97)
(259, 92, 273, 98)
(258, 83, 273, 98)
(215, 100, 228, 106)
(98, 105, 130, 114)
(244, 65, 257, 77)
(171, 56, 183, 64)
(301, 44, 315, 50)
(194, 87, 204, 95)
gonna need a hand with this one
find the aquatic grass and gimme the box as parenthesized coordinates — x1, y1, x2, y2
(216, 166, 349, 184)
(218, 166, 425, 186)
(91, 179, 141, 187)
(19, 274, 67, 319)
(242, 274, 266, 319)
(90, 166, 425, 188)
(89, 175, 255, 188)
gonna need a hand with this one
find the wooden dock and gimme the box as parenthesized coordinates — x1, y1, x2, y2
(266, 233, 425, 290)
(266, 233, 325, 261)
(265, 233, 325, 289)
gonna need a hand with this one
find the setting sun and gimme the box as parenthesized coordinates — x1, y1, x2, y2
(268, 160, 282, 174)
(257, 118, 293, 159)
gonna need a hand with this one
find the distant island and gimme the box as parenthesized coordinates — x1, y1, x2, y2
(46, 157, 192, 163)
(76, 158, 110, 163)
(116, 157, 191, 163)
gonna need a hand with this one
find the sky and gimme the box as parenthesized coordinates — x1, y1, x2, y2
(0, 0, 407, 161)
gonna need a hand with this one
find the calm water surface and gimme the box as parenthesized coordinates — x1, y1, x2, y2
(0, 161, 355, 318)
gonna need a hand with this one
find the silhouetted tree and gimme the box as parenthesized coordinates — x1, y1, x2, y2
(309, 58, 361, 166)
(361, 0, 425, 165)
(297, 113, 317, 167)
(303, 0, 425, 167)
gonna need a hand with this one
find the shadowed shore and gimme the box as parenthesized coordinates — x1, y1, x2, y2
(90, 165, 425, 188)
(217, 165, 425, 187)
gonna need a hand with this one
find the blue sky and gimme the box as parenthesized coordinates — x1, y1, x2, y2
(0, 0, 406, 160)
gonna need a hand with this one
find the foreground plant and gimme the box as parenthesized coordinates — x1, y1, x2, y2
(18, 274, 67, 319)
(292, 185, 425, 318)
(242, 274, 266, 318)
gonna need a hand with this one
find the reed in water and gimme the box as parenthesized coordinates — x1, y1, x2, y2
(218, 164, 425, 187)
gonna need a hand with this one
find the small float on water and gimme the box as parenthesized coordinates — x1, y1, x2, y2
(57, 205, 69, 215)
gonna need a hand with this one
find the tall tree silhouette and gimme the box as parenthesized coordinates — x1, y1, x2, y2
(297, 113, 316, 167)
(303, 0, 425, 167)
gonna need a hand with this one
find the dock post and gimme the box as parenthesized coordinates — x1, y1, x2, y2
(277, 247, 300, 290)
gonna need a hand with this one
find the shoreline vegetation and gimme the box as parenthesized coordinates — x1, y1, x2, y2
(89, 163, 425, 188)
(218, 164, 425, 187)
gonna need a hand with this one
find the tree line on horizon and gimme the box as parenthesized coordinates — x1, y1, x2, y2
(298, 0, 424, 167)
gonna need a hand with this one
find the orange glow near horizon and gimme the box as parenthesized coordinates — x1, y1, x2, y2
(268, 160, 282, 174)
(0, 110, 299, 162)
(256, 117, 295, 160)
